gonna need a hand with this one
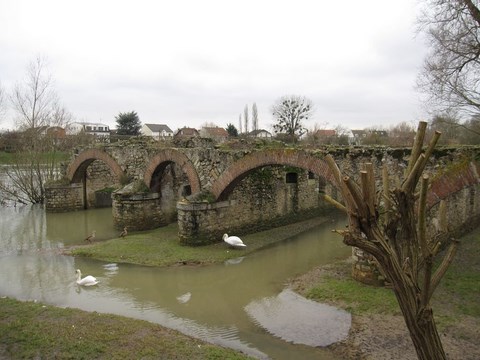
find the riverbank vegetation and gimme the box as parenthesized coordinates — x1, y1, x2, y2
(0, 297, 253, 360)
(0, 151, 69, 165)
(69, 217, 334, 266)
(291, 225, 480, 359)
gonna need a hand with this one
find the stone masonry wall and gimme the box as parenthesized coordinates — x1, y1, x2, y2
(45, 184, 83, 212)
(112, 192, 166, 231)
(177, 166, 331, 245)
(85, 160, 119, 208)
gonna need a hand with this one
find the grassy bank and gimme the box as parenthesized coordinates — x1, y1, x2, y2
(290, 226, 480, 359)
(0, 151, 70, 164)
(0, 297, 253, 360)
(70, 217, 333, 266)
(295, 227, 480, 321)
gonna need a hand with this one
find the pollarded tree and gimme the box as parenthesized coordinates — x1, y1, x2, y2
(271, 95, 313, 143)
(325, 121, 458, 359)
(115, 111, 141, 135)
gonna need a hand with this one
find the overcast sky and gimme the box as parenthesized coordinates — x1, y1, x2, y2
(0, 0, 428, 133)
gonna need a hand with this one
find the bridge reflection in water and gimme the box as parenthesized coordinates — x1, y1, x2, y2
(0, 205, 351, 360)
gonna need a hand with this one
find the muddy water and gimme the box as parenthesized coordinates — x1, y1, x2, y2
(0, 205, 351, 359)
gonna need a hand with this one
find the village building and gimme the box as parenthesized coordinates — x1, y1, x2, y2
(141, 124, 173, 139)
(174, 127, 200, 138)
(248, 129, 272, 138)
(200, 126, 229, 142)
(67, 122, 110, 138)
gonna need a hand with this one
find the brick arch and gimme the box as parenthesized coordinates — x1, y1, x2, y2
(66, 148, 125, 183)
(144, 149, 201, 193)
(427, 161, 480, 208)
(211, 149, 338, 200)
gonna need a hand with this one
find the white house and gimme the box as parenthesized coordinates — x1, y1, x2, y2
(248, 129, 272, 138)
(67, 122, 110, 137)
(142, 124, 173, 139)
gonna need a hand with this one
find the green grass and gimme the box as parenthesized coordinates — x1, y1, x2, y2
(306, 271, 400, 315)
(301, 227, 480, 322)
(0, 297, 253, 360)
(0, 151, 69, 164)
(432, 229, 480, 318)
(70, 217, 331, 267)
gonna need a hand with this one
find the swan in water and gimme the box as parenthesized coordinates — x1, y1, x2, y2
(176, 292, 192, 304)
(223, 233, 246, 248)
(75, 269, 99, 286)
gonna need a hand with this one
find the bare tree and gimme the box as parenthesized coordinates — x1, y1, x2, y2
(10, 56, 59, 130)
(0, 56, 70, 204)
(50, 102, 73, 128)
(428, 114, 462, 144)
(252, 102, 259, 132)
(459, 116, 480, 143)
(0, 81, 6, 121)
(244, 105, 249, 134)
(238, 113, 242, 135)
(325, 121, 458, 359)
(428, 111, 480, 144)
(388, 121, 416, 147)
(417, 0, 480, 117)
(271, 95, 313, 143)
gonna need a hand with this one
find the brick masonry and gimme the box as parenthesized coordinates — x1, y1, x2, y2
(46, 142, 480, 281)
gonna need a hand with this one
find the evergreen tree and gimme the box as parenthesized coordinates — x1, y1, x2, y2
(252, 102, 259, 131)
(244, 105, 249, 134)
(226, 123, 238, 137)
(115, 111, 141, 135)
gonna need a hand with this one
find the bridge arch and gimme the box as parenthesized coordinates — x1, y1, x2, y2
(211, 149, 338, 200)
(144, 149, 201, 194)
(66, 148, 125, 183)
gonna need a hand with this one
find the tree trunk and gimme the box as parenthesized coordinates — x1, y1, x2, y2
(388, 262, 446, 360)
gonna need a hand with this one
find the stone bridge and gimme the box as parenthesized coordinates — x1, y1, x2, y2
(45, 138, 480, 248)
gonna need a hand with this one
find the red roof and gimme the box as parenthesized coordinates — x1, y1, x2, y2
(315, 129, 336, 137)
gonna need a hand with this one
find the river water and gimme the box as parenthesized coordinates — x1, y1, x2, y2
(0, 205, 352, 359)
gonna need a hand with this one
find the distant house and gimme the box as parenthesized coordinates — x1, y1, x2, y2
(200, 127, 229, 142)
(248, 129, 272, 138)
(315, 129, 336, 138)
(142, 124, 173, 139)
(67, 122, 110, 137)
(46, 126, 66, 139)
(174, 127, 200, 138)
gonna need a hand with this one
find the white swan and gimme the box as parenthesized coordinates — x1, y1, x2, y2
(223, 233, 246, 248)
(75, 269, 99, 286)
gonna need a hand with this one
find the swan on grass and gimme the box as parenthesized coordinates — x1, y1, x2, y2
(223, 233, 246, 248)
(85, 230, 96, 243)
(75, 269, 99, 286)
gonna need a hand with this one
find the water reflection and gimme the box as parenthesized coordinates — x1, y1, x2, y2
(0, 205, 350, 360)
(245, 289, 351, 347)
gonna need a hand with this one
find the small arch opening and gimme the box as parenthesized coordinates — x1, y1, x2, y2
(286, 172, 298, 184)
(181, 185, 192, 197)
